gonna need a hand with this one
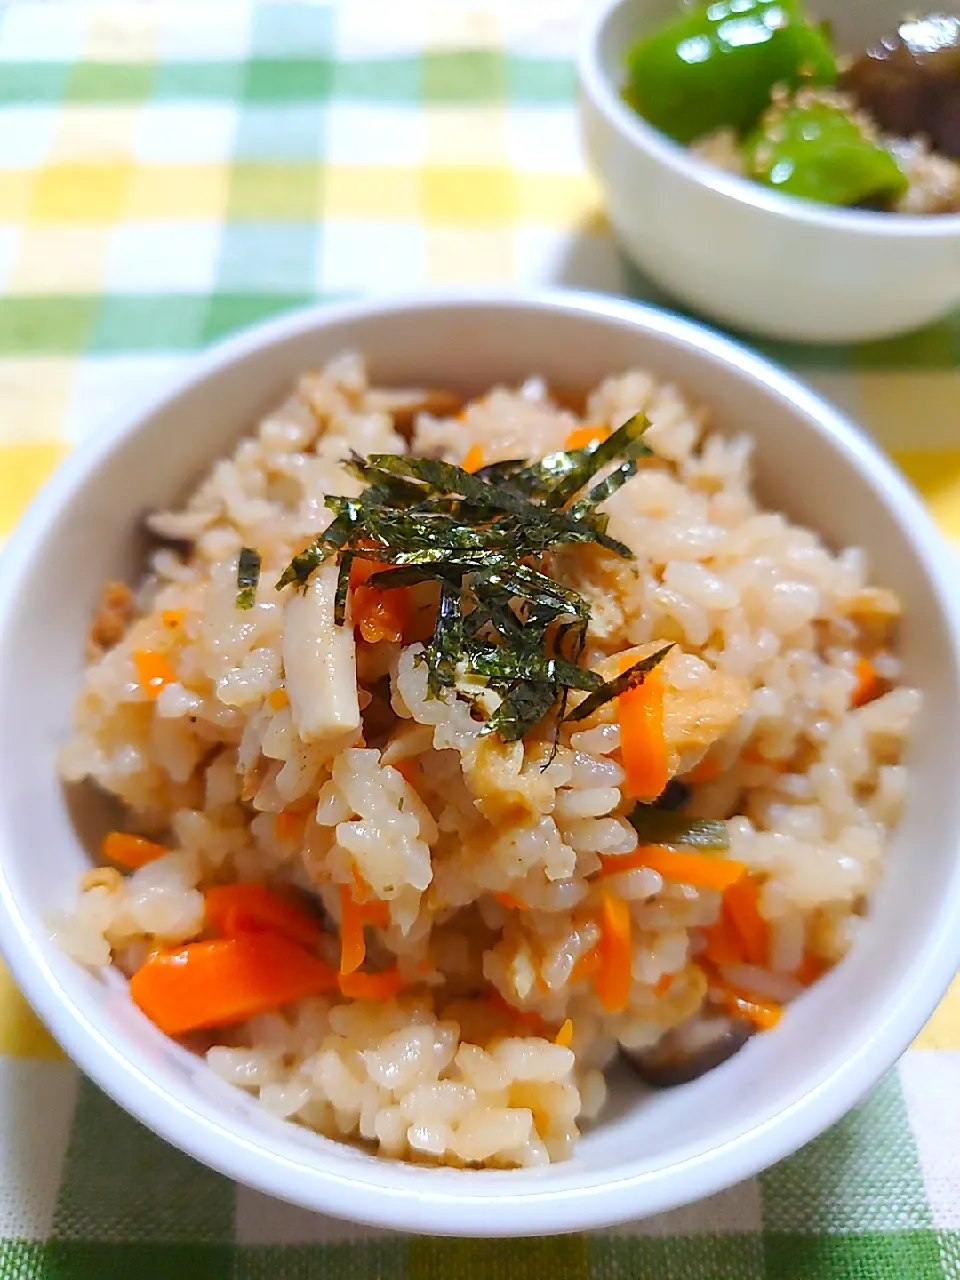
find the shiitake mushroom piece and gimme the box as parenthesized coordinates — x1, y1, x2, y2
(622, 1015, 754, 1088)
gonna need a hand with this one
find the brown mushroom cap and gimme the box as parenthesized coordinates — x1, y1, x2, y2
(622, 1015, 754, 1088)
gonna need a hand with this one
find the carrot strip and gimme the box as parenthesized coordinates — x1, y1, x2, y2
(598, 845, 748, 892)
(722, 876, 769, 967)
(653, 972, 675, 997)
(339, 968, 407, 1001)
(724, 992, 782, 1031)
(489, 989, 551, 1038)
(688, 757, 721, 785)
(392, 758, 419, 786)
(618, 660, 669, 799)
(461, 444, 484, 473)
(205, 884, 322, 951)
(852, 656, 881, 708)
(570, 946, 600, 984)
(596, 891, 632, 1014)
(564, 425, 610, 451)
(493, 891, 528, 911)
(102, 831, 168, 869)
(274, 808, 309, 845)
(130, 934, 338, 1035)
(133, 649, 177, 699)
(268, 686, 289, 711)
(339, 885, 367, 975)
(701, 912, 745, 967)
(161, 609, 185, 630)
(555, 1018, 574, 1048)
(794, 952, 827, 986)
(353, 583, 411, 645)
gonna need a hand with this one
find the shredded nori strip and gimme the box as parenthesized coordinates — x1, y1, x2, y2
(276, 411, 657, 742)
(563, 645, 674, 724)
(628, 807, 730, 851)
(236, 547, 261, 609)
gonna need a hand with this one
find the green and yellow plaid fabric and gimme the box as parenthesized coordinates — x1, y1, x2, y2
(1, 3, 959, 1276)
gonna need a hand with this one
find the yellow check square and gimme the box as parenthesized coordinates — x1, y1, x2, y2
(322, 165, 421, 220)
(126, 164, 229, 219)
(421, 165, 517, 225)
(9, 226, 109, 293)
(31, 162, 131, 222)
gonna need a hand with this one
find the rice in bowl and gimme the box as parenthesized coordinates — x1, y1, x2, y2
(56, 353, 918, 1170)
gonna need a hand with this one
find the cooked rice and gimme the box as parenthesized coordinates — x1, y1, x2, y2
(56, 353, 918, 1169)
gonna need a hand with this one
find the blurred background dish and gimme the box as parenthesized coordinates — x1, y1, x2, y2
(579, 0, 960, 340)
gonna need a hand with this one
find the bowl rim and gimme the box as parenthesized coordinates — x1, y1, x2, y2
(577, 0, 960, 237)
(1, 288, 960, 1236)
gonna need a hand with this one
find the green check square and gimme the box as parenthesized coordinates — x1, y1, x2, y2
(65, 62, 156, 103)
(590, 1234, 766, 1280)
(0, 62, 69, 105)
(331, 57, 421, 101)
(154, 62, 245, 100)
(52, 1078, 235, 1242)
(234, 1242, 410, 1280)
(507, 57, 577, 103)
(42, 1242, 234, 1280)
(202, 292, 316, 343)
(422, 51, 507, 103)
(226, 162, 320, 219)
(0, 297, 98, 356)
(89, 297, 208, 352)
(244, 59, 334, 103)
(763, 1231, 946, 1279)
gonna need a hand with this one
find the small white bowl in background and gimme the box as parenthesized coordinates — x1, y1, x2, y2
(578, 0, 960, 342)
(0, 293, 959, 1235)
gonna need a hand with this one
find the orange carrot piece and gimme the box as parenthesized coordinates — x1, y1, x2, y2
(339, 968, 407, 1001)
(102, 831, 168, 869)
(564, 425, 610, 451)
(618, 661, 669, 800)
(161, 609, 185, 630)
(461, 444, 484, 473)
(555, 1018, 574, 1048)
(339, 885, 367, 975)
(852, 656, 881, 708)
(794, 952, 826, 986)
(722, 876, 769, 967)
(598, 845, 748, 892)
(596, 891, 632, 1014)
(493, 891, 528, 911)
(724, 992, 782, 1031)
(653, 972, 676, 997)
(489, 989, 551, 1037)
(130, 934, 338, 1035)
(570, 946, 600, 984)
(688, 757, 721, 786)
(205, 883, 322, 951)
(353, 584, 410, 645)
(701, 912, 745, 967)
(268, 686, 289, 711)
(133, 649, 177, 699)
(274, 808, 309, 845)
(392, 758, 419, 786)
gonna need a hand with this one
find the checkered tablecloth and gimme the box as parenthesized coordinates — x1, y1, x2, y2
(1, 3, 959, 1276)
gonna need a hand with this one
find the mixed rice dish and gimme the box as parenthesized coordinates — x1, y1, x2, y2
(56, 354, 919, 1169)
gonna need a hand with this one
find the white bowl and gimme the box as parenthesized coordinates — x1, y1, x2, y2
(1, 292, 959, 1236)
(578, 0, 960, 342)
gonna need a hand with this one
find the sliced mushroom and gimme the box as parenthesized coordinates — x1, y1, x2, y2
(622, 1015, 753, 1088)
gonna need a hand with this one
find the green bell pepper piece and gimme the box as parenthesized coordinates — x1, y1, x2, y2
(743, 99, 909, 207)
(623, 0, 837, 144)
